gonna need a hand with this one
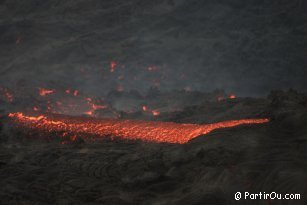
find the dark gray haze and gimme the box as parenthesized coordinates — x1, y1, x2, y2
(0, 0, 306, 97)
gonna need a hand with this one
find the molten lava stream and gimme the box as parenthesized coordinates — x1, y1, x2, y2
(8, 112, 269, 144)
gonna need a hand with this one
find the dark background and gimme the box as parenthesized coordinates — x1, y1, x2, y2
(0, 0, 306, 96)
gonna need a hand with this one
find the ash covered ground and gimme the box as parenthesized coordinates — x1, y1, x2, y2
(0, 89, 307, 205)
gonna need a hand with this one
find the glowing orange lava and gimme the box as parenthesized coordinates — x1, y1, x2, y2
(39, 88, 55, 96)
(8, 112, 269, 144)
(84, 98, 107, 116)
(73, 90, 79, 96)
(152, 110, 160, 116)
(110, 61, 117, 72)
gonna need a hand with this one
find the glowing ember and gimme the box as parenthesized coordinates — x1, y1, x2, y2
(73, 90, 79, 96)
(142, 106, 148, 112)
(152, 110, 160, 116)
(84, 98, 107, 116)
(0, 87, 13, 102)
(110, 61, 117, 72)
(83, 105, 106, 116)
(8, 112, 269, 144)
(229, 94, 236, 99)
(84, 110, 94, 116)
(39, 88, 55, 96)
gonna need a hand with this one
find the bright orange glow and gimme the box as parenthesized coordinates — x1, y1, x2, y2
(84, 104, 107, 116)
(8, 112, 269, 144)
(84, 110, 94, 116)
(39, 88, 55, 96)
(229, 94, 236, 99)
(110, 61, 117, 72)
(142, 106, 148, 112)
(152, 110, 160, 116)
(84, 97, 107, 116)
(73, 90, 79, 96)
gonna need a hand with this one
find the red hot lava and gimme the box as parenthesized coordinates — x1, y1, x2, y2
(8, 112, 269, 144)
(142, 105, 148, 112)
(73, 90, 79, 96)
(229, 94, 236, 99)
(152, 110, 160, 116)
(110, 61, 117, 72)
(39, 88, 55, 96)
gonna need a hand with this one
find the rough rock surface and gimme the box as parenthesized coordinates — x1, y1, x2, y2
(0, 0, 306, 95)
(0, 90, 306, 205)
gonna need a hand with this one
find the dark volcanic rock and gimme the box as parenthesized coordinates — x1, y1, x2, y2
(1, 91, 307, 204)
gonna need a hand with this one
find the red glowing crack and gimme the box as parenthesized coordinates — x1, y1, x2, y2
(8, 112, 269, 144)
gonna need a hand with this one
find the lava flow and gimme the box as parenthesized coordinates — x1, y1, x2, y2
(8, 112, 269, 144)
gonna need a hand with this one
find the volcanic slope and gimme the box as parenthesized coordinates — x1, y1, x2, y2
(0, 90, 306, 205)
